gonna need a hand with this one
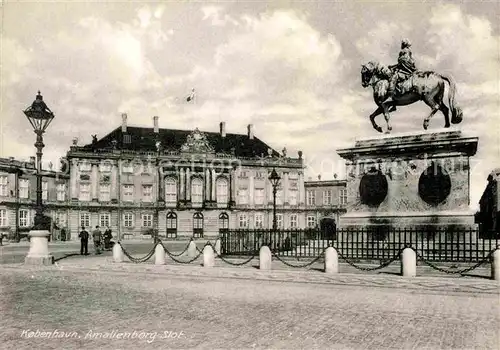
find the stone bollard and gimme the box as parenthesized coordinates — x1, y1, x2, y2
(203, 245, 215, 268)
(401, 247, 417, 277)
(324, 247, 339, 274)
(187, 240, 197, 258)
(491, 248, 500, 281)
(113, 243, 124, 263)
(214, 238, 221, 256)
(259, 246, 272, 270)
(155, 244, 166, 265)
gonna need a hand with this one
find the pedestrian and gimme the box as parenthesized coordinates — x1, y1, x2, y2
(103, 226, 112, 250)
(92, 225, 102, 255)
(79, 226, 89, 255)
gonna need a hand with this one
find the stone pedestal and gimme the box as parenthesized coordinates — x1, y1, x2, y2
(337, 129, 478, 230)
(24, 230, 54, 265)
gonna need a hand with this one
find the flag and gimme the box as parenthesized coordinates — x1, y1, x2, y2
(186, 88, 195, 102)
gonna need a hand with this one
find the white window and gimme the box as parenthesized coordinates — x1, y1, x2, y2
(142, 185, 153, 202)
(142, 214, 153, 227)
(122, 162, 133, 173)
(79, 183, 90, 201)
(254, 213, 264, 228)
(191, 178, 203, 204)
(254, 188, 264, 205)
(340, 189, 347, 205)
(323, 190, 332, 205)
(216, 178, 228, 204)
(238, 189, 248, 205)
(54, 211, 67, 227)
(19, 179, 29, 199)
(123, 213, 134, 228)
(19, 209, 30, 227)
(42, 181, 48, 200)
(276, 213, 283, 229)
(0, 209, 7, 226)
(290, 214, 298, 228)
(56, 183, 66, 201)
(80, 212, 90, 228)
(276, 189, 283, 205)
(123, 185, 134, 201)
(79, 161, 91, 172)
(289, 189, 298, 205)
(99, 213, 110, 228)
(307, 215, 316, 228)
(306, 190, 315, 206)
(165, 178, 177, 203)
(99, 183, 110, 202)
(0, 176, 8, 196)
(100, 162, 112, 172)
(238, 214, 248, 228)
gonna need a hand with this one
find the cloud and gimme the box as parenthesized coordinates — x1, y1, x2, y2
(201, 6, 239, 27)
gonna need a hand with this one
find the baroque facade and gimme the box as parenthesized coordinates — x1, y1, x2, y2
(64, 115, 307, 239)
(0, 157, 70, 240)
(304, 177, 347, 237)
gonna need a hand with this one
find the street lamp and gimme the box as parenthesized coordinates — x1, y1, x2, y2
(23, 91, 55, 265)
(24, 91, 55, 230)
(268, 168, 281, 236)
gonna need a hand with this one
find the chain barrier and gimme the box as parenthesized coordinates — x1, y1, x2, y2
(119, 242, 157, 263)
(270, 250, 325, 268)
(211, 245, 258, 266)
(162, 241, 205, 264)
(415, 250, 494, 275)
(166, 238, 193, 257)
(334, 247, 404, 271)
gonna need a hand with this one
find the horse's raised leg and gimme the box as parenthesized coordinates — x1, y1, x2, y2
(382, 102, 393, 134)
(369, 106, 384, 133)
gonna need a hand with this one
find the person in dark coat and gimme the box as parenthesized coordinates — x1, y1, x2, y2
(92, 226, 102, 255)
(79, 226, 89, 255)
(103, 227, 113, 250)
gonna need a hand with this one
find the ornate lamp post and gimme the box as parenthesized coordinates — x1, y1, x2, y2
(23, 91, 55, 265)
(268, 168, 281, 244)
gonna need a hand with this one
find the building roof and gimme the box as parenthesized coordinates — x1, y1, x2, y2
(81, 126, 281, 158)
(304, 179, 346, 187)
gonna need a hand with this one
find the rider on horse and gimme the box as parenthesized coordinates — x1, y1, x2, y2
(388, 39, 417, 96)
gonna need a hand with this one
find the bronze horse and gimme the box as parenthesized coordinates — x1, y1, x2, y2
(361, 61, 463, 133)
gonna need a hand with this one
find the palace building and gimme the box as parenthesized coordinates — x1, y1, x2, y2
(304, 176, 347, 238)
(64, 115, 307, 239)
(0, 157, 70, 241)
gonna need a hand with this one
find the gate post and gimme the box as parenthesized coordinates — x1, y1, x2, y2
(113, 243, 124, 263)
(491, 246, 500, 281)
(203, 245, 215, 268)
(155, 244, 165, 265)
(324, 247, 338, 274)
(401, 247, 416, 277)
(214, 238, 221, 256)
(259, 246, 272, 270)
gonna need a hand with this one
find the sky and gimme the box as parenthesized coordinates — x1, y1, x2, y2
(1, 0, 499, 209)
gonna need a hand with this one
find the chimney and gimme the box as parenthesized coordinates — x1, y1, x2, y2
(153, 116, 159, 133)
(121, 113, 128, 133)
(247, 124, 254, 139)
(8, 156, 14, 162)
(30, 156, 35, 164)
(318, 174, 322, 181)
(220, 121, 226, 138)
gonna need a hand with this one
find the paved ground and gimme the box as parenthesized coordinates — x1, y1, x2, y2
(1, 254, 499, 349)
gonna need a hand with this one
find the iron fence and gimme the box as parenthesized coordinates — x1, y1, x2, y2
(220, 227, 500, 263)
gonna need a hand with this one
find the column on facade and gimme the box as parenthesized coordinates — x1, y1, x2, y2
(70, 158, 78, 199)
(110, 162, 118, 200)
(249, 174, 254, 206)
(283, 172, 289, 204)
(91, 163, 98, 200)
(185, 167, 191, 201)
(179, 168, 185, 200)
(298, 171, 304, 204)
(205, 168, 211, 201)
(230, 168, 235, 203)
(211, 169, 216, 201)
(158, 168, 164, 202)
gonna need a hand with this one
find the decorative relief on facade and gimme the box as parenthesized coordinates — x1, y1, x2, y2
(181, 128, 215, 154)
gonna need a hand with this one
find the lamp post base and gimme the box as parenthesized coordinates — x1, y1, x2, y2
(24, 230, 54, 265)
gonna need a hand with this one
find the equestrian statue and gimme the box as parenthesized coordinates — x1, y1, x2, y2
(360, 39, 463, 133)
